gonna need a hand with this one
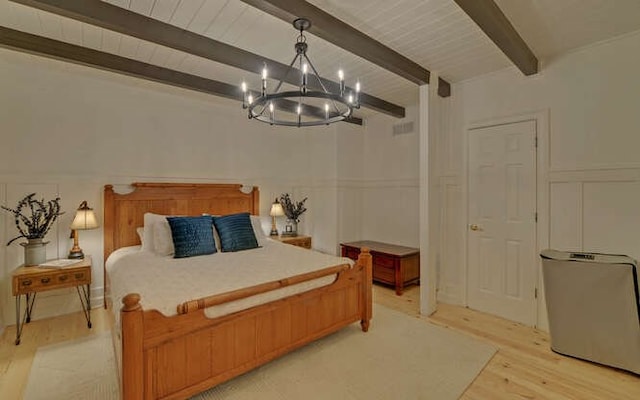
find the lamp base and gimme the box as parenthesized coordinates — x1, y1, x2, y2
(269, 229, 279, 236)
(68, 249, 85, 259)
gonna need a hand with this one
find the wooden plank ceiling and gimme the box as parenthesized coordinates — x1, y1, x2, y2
(0, 0, 507, 119)
(2, 0, 638, 121)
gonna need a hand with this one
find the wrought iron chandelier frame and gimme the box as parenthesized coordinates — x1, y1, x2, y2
(241, 18, 360, 127)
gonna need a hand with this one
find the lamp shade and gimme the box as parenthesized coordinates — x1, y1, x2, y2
(70, 201, 99, 230)
(270, 202, 285, 217)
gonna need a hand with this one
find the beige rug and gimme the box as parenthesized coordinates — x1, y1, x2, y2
(24, 305, 495, 400)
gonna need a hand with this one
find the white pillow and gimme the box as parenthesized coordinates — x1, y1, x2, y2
(250, 215, 269, 247)
(142, 213, 174, 254)
(136, 227, 144, 245)
(153, 218, 175, 256)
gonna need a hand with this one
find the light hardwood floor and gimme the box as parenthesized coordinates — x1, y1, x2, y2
(1, 286, 639, 399)
(376, 285, 640, 400)
(0, 307, 111, 400)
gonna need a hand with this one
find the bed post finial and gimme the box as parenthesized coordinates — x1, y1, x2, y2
(121, 293, 144, 400)
(358, 247, 373, 332)
(122, 293, 141, 311)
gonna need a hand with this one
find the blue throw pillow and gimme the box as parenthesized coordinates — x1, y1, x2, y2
(213, 212, 259, 252)
(167, 216, 216, 258)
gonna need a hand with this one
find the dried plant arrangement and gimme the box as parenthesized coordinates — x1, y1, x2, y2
(1, 193, 64, 245)
(278, 193, 308, 222)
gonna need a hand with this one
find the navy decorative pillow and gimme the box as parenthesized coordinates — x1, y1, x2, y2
(166, 216, 216, 258)
(213, 212, 259, 252)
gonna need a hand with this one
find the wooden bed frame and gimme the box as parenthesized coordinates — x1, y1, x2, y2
(103, 183, 373, 400)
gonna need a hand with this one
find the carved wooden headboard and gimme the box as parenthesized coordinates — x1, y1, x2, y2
(103, 182, 260, 262)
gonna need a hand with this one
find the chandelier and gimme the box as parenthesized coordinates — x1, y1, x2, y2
(241, 18, 360, 127)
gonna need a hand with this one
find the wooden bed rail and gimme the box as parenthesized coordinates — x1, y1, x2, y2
(177, 263, 351, 314)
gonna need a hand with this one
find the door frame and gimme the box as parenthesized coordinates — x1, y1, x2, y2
(461, 109, 549, 328)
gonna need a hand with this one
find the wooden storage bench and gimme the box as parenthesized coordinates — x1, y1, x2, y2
(341, 240, 419, 295)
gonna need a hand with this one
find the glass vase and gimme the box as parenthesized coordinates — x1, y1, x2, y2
(284, 219, 298, 236)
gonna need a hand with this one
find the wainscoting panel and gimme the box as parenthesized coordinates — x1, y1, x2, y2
(361, 185, 419, 248)
(548, 171, 640, 260)
(583, 181, 640, 259)
(549, 182, 582, 251)
(337, 187, 363, 250)
(437, 176, 463, 304)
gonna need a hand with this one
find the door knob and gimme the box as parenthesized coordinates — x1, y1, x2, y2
(469, 224, 480, 231)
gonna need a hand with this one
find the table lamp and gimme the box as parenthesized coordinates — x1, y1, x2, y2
(68, 201, 99, 259)
(269, 198, 285, 236)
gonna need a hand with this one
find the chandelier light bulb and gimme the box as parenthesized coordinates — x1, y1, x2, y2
(338, 69, 344, 80)
(248, 94, 253, 104)
(261, 67, 267, 96)
(269, 102, 275, 124)
(348, 94, 353, 104)
(356, 81, 360, 92)
(297, 105, 301, 115)
(241, 81, 248, 107)
(301, 63, 308, 93)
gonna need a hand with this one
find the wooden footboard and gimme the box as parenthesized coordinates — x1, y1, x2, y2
(119, 249, 372, 400)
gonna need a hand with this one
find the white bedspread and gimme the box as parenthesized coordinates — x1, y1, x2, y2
(106, 239, 353, 320)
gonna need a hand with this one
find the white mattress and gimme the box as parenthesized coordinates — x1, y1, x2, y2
(106, 239, 353, 320)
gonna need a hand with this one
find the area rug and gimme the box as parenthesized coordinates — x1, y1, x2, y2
(24, 305, 496, 400)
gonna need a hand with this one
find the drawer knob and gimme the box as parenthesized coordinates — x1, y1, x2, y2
(22, 279, 32, 286)
(41, 277, 51, 284)
(59, 275, 68, 282)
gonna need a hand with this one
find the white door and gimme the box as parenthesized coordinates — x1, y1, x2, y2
(467, 120, 537, 325)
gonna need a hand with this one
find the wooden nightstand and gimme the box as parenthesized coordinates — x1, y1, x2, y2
(273, 235, 312, 249)
(12, 256, 92, 345)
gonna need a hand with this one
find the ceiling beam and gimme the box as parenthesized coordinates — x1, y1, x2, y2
(239, 0, 451, 98)
(0, 27, 362, 126)
(11, 0, 404, 119)
(454, 0, 538, 76)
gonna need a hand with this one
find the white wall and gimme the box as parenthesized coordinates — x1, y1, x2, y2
(359, 105, 421, 248)
(0, 47, 363, 331)
(437, 30, 640, 329)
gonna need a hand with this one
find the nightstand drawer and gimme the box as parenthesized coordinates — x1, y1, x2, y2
(13, 265, 92, 295)
(15, 271, 89, 294)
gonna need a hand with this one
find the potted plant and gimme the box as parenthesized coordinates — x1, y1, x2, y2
(2, 193, 64, 266)
(278, 193, 307, 236)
